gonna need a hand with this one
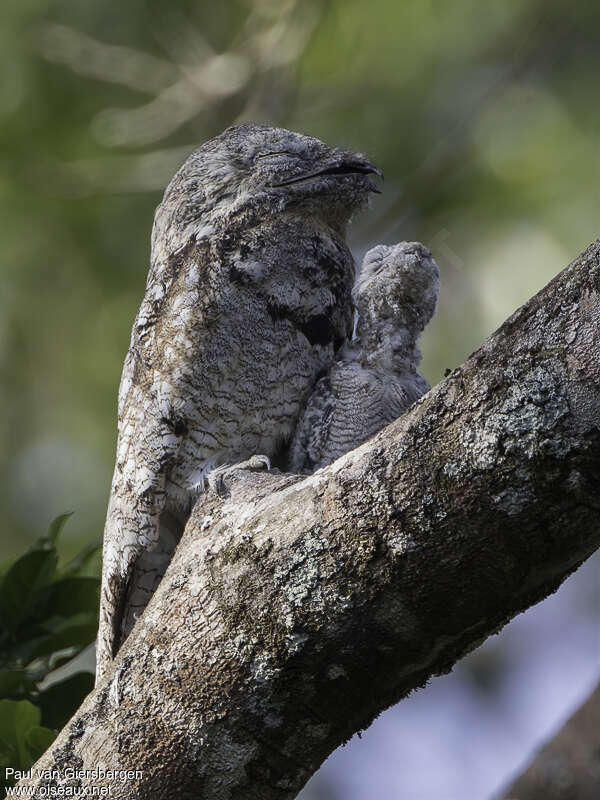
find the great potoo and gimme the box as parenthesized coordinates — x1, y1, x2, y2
(97, 123, 382, 683)
(288, 242, 439, 473)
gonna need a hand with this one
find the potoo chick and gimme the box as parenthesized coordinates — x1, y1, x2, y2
(288, 242, 439, 473)
(97, 123, 382, 683)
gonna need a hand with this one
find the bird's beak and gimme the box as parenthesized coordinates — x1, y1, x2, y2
(273, 157, 384, 193)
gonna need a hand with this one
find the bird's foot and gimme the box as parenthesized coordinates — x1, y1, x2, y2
(207, 455, 271, 496)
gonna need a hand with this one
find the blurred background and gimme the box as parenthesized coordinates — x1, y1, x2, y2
(1, 0, 598, 797)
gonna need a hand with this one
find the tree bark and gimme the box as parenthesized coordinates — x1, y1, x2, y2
(17, 241, 600, 799)
(497, 679, 600, 800)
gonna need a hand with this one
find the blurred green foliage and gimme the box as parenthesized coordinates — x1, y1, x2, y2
(0, 515, 98, 789)
(2, 0, 600, 556)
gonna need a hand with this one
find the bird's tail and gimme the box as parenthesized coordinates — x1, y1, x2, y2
(95, 494, 141, 685)
(95, 494, 185, 686)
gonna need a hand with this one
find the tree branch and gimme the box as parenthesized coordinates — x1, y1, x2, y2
(497, 679, 600, 800)
(18, 241, 600, 799)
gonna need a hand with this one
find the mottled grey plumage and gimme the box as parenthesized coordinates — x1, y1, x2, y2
(288, 242, 439, 473)
(97, 123, 381, 683)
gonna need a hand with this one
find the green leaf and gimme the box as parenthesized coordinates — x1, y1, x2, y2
(0, 669, 36, 700)
(44, 577, 100, 617)
(24, 726, 55, 761)
(0, 549, 58, 632)
(38, 672, 94, 730)
(1, 635, 60, 670)
(0, 516, 99, 781)
(0, 699, 40, 769)
(2, 612, 97, 667)
(59, 539, 101, 579)
(46, 513, 74, 545)
(26, 613, 98, 660)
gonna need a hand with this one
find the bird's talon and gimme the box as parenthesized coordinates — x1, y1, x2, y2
(246, 454, 271, 472)
(206, 455, 271, 496)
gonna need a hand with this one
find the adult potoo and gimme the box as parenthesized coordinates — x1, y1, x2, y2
(288, 242, 439, 473)
(97, 123, 382, 683)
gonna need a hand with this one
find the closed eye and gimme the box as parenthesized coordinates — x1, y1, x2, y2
(255, 151, 296, 160)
